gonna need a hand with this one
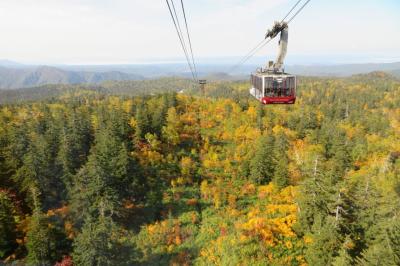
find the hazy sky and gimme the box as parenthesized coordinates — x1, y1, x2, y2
(0, 0, 399, 64)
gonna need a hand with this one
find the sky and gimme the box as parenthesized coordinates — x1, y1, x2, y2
(0, 0, 399, 65)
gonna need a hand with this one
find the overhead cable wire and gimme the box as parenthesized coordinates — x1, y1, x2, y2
(170, 0, 197, 81)
(281, 0, 303, 22)
(287, 0, 311, 23)
(228, 38, 270, 73)
(180, 0, 198, 81)
(171, 0, 190, 60)
(228, 38, 272, 74)
(228, 0, 311, 74)
(165, 0, 197, 82)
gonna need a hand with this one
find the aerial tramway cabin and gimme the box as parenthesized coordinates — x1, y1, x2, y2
(249, 22, 297, 105)
(250, 69, 296, 104)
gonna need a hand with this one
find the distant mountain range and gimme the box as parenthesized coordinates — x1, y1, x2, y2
(286, 62, 400, 77)
(0, 60, 399, 89)
(0, 65, 143, 89)
(0, 59, 24, 68)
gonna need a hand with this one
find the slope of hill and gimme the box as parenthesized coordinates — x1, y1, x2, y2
(0, 66, 144, 89)
(0, 77, 193, 104)
(391, 69, 400, 78)
(286, 62, 400, 77)
(0, 59, 24, 68)
(349, 71, 399, 82)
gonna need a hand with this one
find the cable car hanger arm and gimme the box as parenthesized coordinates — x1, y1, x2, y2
(264, 21, 288, 72)
(265, 21, 288, 39)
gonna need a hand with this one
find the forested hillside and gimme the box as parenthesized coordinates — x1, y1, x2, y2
(0, 78, 193, 105)
(0, 73, 399, 265)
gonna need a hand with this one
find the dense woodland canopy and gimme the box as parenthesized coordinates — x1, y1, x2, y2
(0, 72, 400, 265)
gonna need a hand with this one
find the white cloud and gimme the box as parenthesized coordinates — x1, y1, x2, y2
(0, 0, 398, 64)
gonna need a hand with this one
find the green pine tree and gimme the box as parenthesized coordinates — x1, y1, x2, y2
(135, 101, 150, 142)
(72, 217, 135, 266)
(26, 208, 54, 266)
(332, 246, 352, 266)
(70, 129, 143, 221)
(273, 132, 290, 189)
(356, 242, 397, 266)
(249, 134, 275, 184)
(296, 159, 332, 232)
(256, 103, 264, 131)
(305, 216, 341, 266)
(13, 134, 63, 209)
(0, 192, 17, 259)
(387, 220, 400, 264)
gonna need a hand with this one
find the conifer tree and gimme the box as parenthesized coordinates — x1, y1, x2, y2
(328, 130, 351, 184)
(26, 208, 53, 266)
(249, 135, 275, 184)
(162, 107, 181, 147)
(26, 187, 56, 266)
(0, 192, 17, 259)
(13, 134, 63, 209)
(305, 216, 340, 266)
(387, 220, 400, 264)
(57, 110, 92, 186)
(72, 217, 135, 266)
(332, 247, 352, 266)
(151, 95, 168, 136)
(135, 101, 150, 142)
(296, 158, 332, 232)
(356, 242, 397, 266)
(166, 91, 177, 108)
(70, 129, 143, 221)
(256, 103, 264, 131)
(273, 132, 290, 189)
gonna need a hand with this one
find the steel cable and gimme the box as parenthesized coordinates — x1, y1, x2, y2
(165, 0, 197, 82)
(228, 0, 311, 74)
(180, 0, 199, 81)
(287, 0, 311, 23)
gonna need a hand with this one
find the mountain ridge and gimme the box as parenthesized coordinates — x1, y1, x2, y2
(1, 61, 400, 89)
(0, 65, 144, 89)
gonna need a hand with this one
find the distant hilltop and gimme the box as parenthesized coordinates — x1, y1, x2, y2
(0, 65, 144, 89)
(286, 62, 400, 77)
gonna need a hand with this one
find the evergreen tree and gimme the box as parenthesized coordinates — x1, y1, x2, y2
(135, 101, 150, 142)
(57, 110, 92, 187)
(296, 158, 332, 232)
(109, 108, 131, 141)
(70, 129, 143, 221)
(151, 95, 168, 136)
(273, 132, 290, 189)
(350, 177, 387, 256)
(72, 217, 135, 266)
(0, 192, 17, 259)
(305, 216, 340, 266)
(249, 135, 275, 184)
(256, 103, 264, 131)
(162, 107, 181, 147)
(332, 247, 352, 266)
(328, 130, 351, 184)
(26, 208, 54, 266)
(166, 91, 177, 108)
(13, 134, 63, 209)
(356, 242, 397, 266)
(26, 206, 71, 266)
(387, 220, 400, 264)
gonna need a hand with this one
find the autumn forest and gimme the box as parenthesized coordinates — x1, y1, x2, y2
(1, 72, 400, 265)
